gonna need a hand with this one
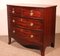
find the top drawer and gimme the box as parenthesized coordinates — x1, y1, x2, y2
(7, 6, 21, 16)
(7, 5, 43, 18)
(21, 7, 43, 18)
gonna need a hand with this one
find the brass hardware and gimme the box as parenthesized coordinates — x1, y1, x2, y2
(20, 29, 23, 32)
(20, 18, 23, 22)
(30, 10, 34, 16)
(30, 23, 34, 26)
(13, 30, 15, 33)
(12, 19, 15, 23)
(30, 35, 34, 38)
(12, 8, 15, 13)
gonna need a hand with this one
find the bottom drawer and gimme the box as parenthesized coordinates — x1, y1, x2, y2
(13, 35, 41, 49)
(14, 28, 43, 44)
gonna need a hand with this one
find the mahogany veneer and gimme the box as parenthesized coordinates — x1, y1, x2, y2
(7, 4, 57, 56)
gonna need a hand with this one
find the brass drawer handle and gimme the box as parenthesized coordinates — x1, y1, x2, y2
(20, 29, 23, 32)
(20, 18, 23, 22)
(30, 35, 34, 38)
(30, 10, 34, 16)
(12, 19, 15, 23)
(30, 23, 34, 26)
(13, 30, 15, 33)
(12, 8, 15, 14)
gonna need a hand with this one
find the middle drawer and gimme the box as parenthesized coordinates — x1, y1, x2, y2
(12, 17, 43, 30)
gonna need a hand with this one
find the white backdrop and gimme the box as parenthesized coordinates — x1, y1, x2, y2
(0, 0, 60, 35)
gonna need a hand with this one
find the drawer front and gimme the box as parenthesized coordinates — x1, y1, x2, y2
(7, 6, 21, 16)
(11, 27, 42, 44)
(21, 8, 43, 18)
(7, 6, 43, 19)
(8, 16, 15, 27)
(12, 17, 43, 30)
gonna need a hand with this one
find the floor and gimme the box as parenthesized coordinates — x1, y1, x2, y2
(0, 33, 60, 56)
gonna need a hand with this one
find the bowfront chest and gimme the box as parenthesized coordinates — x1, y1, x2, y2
(7, 4, 57, 56)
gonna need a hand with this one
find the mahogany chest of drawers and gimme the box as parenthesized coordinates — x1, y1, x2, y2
(7, 4, 57, 56)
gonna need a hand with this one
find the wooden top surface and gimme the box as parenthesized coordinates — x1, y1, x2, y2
(7, 3, 57, 8)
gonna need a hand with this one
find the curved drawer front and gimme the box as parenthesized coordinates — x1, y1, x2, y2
(12, 28, 43, 44)
(21, 8, 43, 18)
(9, 16, 43, 31)
(16, 18, 43, 30)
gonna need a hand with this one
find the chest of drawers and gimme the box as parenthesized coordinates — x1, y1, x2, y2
(7, 4, 57, 56)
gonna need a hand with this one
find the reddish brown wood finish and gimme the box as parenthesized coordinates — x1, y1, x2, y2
(7, 5, 57, 56)
(21, 8, 43, 18)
